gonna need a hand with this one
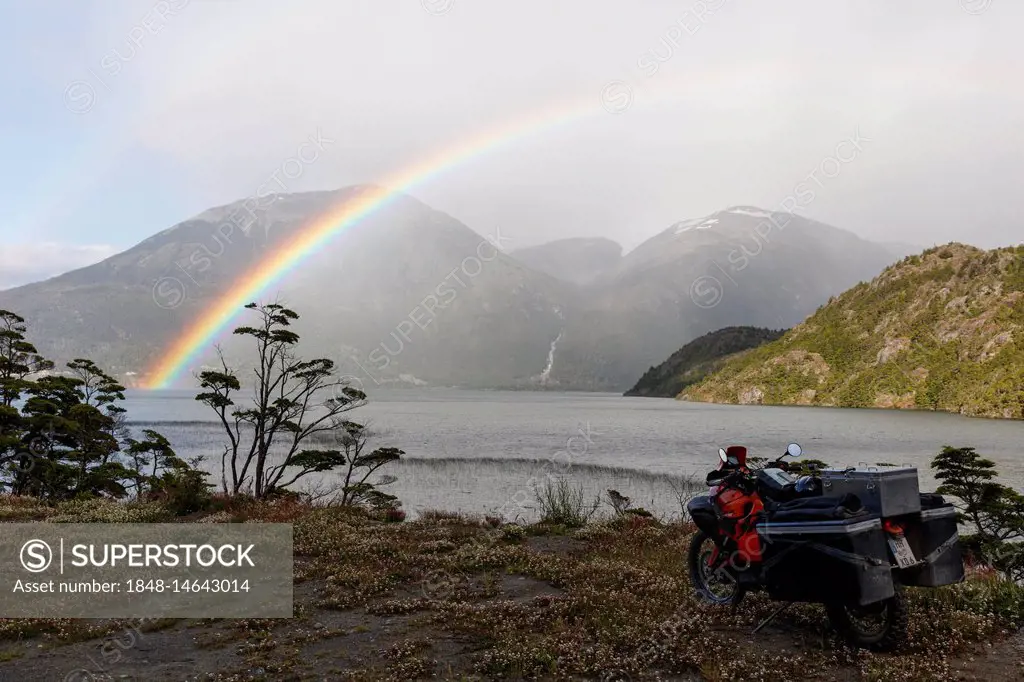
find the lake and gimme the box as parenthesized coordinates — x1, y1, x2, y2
(123, 388, 1024, 520)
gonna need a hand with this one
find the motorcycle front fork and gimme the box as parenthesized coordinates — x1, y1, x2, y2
(704, 539, 752, 609)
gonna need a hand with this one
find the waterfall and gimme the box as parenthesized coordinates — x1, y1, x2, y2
(538, 331, 564, 384)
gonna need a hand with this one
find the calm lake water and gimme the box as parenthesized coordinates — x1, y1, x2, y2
(123, 389, 1024, 520)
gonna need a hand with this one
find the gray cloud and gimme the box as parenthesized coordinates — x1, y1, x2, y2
(0, 243, 118, 290)
(22, 1, 1024, 256)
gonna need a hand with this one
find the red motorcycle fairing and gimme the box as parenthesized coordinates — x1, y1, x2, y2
(714, 484, 764, 564)
(723, 445, 748, 468)
(692, 444, 766, 565)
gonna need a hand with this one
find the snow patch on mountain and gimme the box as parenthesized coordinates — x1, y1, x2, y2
(672, 217, 720, 234)
(727, 207, 773, 219)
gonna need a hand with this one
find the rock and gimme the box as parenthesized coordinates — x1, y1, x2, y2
(739, 387, 764, 404)
(876, 337, 910, 364)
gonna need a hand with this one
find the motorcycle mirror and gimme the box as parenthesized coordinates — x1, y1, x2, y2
(718, 447, 728, 464)
(786, 443, 803, 458)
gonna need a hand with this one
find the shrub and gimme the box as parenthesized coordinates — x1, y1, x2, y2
(501, 524, 527, 543)
(49, 498, 173, 523)
(624, 507, 653, 518)
(533, 479, 599, 528)
(667, 475, 704, 518)
(605, 489, 656, 520)
(788, 458, 829, 476)
(418, 509, 477, 524)
(0, 495, 52, 521)
(147, 456, 214, 516)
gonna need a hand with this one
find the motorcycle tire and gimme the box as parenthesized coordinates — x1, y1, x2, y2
(825, 586, 908, 652)
(687, 530, 741, 605)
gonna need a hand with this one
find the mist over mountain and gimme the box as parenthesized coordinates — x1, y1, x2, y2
(540, 206, 913, 389)
(510, 238, 623, 286)
(0, 191, 912, 391)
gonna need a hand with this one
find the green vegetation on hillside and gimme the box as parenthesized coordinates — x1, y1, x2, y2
(625, 326, 785, 397)
(683, 244, 1024, 418)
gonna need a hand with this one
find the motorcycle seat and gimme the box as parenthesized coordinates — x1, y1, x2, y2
(764, 493, 866, 523)
(757, 468, 820, 503)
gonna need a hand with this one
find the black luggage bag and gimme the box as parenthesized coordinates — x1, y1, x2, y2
(899, 502, 965, 587)
(821, 466, 921, 517)
(757, 516, 895, 606)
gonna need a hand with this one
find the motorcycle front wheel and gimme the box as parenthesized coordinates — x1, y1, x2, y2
(687, 530, 741, 605)
(825, 587, 908, 652)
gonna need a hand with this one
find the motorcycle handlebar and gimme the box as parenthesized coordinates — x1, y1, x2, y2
(708, 469, 755, 492)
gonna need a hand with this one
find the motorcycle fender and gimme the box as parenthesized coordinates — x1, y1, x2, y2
(687, 496, 721, 539)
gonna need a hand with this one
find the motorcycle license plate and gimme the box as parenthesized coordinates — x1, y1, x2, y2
(888, 535, 918, 569)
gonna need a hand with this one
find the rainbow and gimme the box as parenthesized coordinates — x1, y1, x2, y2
(143, 94, 614, 388)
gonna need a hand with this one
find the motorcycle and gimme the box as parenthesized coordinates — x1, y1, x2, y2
(685, 443, 911, 651)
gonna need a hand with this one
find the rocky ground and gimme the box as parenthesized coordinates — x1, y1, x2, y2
(1, 499, 1023, 681)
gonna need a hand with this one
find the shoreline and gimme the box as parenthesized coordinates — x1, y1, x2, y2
(675, 395, 1024, 422)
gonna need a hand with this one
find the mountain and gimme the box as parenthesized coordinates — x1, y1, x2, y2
(539, 206, 904, 390)
(682, 243, 1024, 419)
(510, 238, 622, 285)
(0, 195, 905, 391)
(0, 187, 572, 388)
(625, 326, 785, 397)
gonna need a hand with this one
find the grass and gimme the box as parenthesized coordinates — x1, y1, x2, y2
(533, 478, 600, 527)
(1, 494, 1023, 680)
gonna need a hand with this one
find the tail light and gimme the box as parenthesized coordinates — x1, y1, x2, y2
(883, 520, 905, 536)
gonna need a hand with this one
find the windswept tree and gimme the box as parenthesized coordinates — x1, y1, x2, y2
(196, 302, 399, 500)
(18, 369, 132, 499)
(0, 309, 193, 503)
(0, 309, 53, 406)
(0, 310, 54, 471)
(125, 429, 212, 514)
(333, 419, 402, 509)
(68, 358, 129, 445)
(126, 429, 186, 493)
(933, 446, 1024, 582)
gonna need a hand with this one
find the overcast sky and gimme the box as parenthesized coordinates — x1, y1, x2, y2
(0, 0, 1021, 288)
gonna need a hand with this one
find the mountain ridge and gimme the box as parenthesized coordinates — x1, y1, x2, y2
(510, 237, 622, 286)
(625, 326, 786, 398)
(682, 243, 1024, 419)
(0, 190, 912, 391)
